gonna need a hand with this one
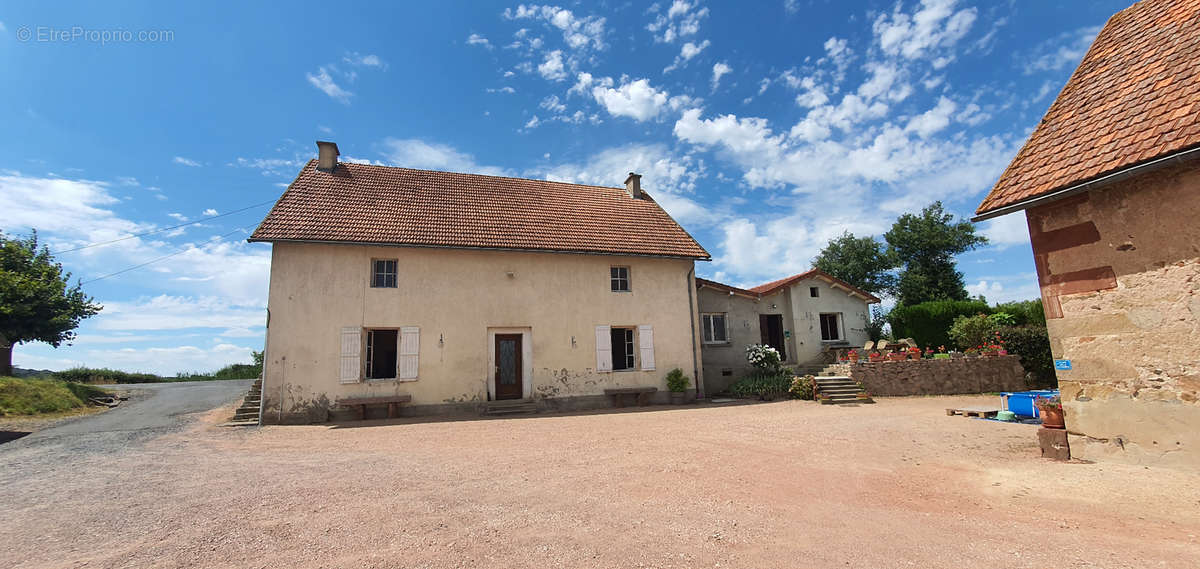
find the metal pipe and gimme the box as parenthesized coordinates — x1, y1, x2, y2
(686, 264, 703, 399)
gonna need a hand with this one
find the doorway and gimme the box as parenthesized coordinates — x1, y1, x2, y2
(759, 314, 787, 361)
(494, 334, 523, 400)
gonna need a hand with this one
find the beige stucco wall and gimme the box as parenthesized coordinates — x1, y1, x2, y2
(1028, 161, 1200, 468)
(697, 277, 873, 394)
(261, 242, 703, 422)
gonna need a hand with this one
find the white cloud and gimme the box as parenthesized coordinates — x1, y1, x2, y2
(343, 52, 387, 69)
(167, 212, 188, 222)
(711, 62, 732, 91)
(1023, 25, 1101, 75)
(905, 96, 956, 138)
(504, 4, 607, 51)
(306, 66, 352, 103)
(664, 39, 710, 72)
(14, 342, 258, 377)
(203, 208, 218, 216)
(172, 156, 200, 167)
(979, 211, 1031, 248)
(380, 138, 511, 177)
(487, 86, 517, 94)
(872, 0, 977, 61)
(467, 33, 493, 49)
(538, 49, 568, 81)
(591, 78, 683, 122)
(540, 94, 567, 113)
(95, 295, 265, 332)
(647, 0, 710, 43)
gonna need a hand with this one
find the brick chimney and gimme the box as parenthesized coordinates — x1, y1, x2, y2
(624, 172, 642, 199)
(316, 141, 340, 172)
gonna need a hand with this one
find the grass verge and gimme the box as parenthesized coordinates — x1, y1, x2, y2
(0, 377, 112, 416)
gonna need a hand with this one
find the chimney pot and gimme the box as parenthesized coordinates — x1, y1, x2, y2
(316, 141, 340, 172)
(624, 172, 642, 199)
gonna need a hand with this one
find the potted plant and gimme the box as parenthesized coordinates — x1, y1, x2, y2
(887, 351, 906, 362)
(848, 349, 859, 363)
(1036, 396, 1065, 429)
(933, 345, 951, 360)
(868, 351, 883, 362)
(666, 368, 690, 404)
(907, 346, 922, 360)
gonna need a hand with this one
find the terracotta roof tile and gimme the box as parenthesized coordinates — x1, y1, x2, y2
(250, 161, 710, 259)
(700, 269, 882, 303)
(977, 0, 1200, 216)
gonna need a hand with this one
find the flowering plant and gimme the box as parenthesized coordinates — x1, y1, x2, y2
(746, 344, 782, 371)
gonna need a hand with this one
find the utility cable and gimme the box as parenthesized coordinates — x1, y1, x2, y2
(52, 199, 275, 254)
(80, 227, 249, 284)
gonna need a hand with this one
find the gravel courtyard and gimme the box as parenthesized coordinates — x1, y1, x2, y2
(2, 395, 1198, 568)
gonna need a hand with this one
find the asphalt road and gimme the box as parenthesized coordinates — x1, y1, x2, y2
(0, 379, 252, 456)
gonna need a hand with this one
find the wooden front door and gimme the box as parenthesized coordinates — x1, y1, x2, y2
(759, 314, 787, 361)
(494, 334, 523, 400)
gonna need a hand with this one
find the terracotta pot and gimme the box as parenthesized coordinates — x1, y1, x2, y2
(1039, 405, 1066, 429)
(869, 353, 883, 362)
(848, 352, 859, 363)
(887, 353, 906, 362)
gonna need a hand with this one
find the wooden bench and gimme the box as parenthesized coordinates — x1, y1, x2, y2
(604, 387, 657, 408)
(335, 394, 412, 420)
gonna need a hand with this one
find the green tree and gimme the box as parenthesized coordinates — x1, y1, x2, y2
(884, 202, 987, 305)
(0, 231, 102, 376)
(812, 231, 898, 296)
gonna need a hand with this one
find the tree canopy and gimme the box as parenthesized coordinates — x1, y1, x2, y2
(884, 201, 987, 305)
(812, 231, 898, 296)
(0, 231, 102, 376)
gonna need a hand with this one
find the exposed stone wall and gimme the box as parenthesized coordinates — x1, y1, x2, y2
(846, 356, 1026, 396)
(1027, 162, 1200, 468)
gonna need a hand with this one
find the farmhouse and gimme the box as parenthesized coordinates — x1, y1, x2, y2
(250, 142, 709, 422)
(974, 0, 1200, 466)
(696, 272, 879, 394)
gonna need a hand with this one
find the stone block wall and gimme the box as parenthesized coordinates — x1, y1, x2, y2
(846, 355, 1027, 396)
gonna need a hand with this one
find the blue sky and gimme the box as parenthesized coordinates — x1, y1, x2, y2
(2, 1, 1128, 374)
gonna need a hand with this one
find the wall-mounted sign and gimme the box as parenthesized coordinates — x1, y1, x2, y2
(1054, 359, 1073, 371)
(784, 330, 791, 338)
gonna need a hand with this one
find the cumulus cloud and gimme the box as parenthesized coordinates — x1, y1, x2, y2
(305, 66, 353, 103)
(647, 0, 709, 43)
(173, 156, 200, 167)
(538, 49, 568, 81)
(466, 33, 493, 49)
(872, 0, 977, 61)
(380, 138, 511, 177)
(711, 62, 732, 91)
(504, 4, 607, 51)
(1023, 25, 1101, 75)
(590, 78, 690, 122)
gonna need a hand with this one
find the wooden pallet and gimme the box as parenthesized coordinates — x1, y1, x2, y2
(945, 407, 999, 418)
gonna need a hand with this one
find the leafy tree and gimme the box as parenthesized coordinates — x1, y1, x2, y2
(812, 231, 898, 296)
(884, 201, 988, 305)
(0, 231, 102, 376)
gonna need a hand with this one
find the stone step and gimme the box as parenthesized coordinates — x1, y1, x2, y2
(483, 399, 538, 415)
(236, 406, 260, 415)
(232, 414, 259, 422)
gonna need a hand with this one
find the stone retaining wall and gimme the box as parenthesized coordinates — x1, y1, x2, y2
(847, 355, 1027, 396)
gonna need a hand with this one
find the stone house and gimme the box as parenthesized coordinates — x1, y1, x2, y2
(696, 271, 879, 394)
(249, 142, 710, 423)
(973, 0, 1200, 467)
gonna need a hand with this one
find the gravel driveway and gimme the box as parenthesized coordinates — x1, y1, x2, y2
(1, 394, 1197, 568)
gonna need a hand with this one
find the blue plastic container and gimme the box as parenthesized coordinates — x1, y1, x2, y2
(1001, 390, 1059, 418)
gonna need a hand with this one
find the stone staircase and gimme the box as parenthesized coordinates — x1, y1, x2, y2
(482, 398, 539, 416)
(229, 379, 263, 425)
(813, 376, 873, 404)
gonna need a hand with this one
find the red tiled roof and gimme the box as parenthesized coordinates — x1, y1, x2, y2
(695, 277, 759, 298)
(976, 0, 1200, 217)
(249, 161, 710, 259)
(699, 270, 881, 303)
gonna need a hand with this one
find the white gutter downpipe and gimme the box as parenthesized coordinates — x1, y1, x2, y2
(686, 265, 703, 399)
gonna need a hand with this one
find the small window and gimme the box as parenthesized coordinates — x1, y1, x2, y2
(371, 259, 398, 288)
(610, 266, 630, 292)
(810, 286, 819, 298)
(365, 329, 398, 379)
(819, 313, 841, 341)
(702, 313, 728, 344)
(610, 327, 635, 370)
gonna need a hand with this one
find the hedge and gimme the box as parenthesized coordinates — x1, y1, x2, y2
(887, 299, 991, 349)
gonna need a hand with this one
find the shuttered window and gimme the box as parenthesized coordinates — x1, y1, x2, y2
(398, 327, 420, 380)
(638, 324, 655, 371)
(595, 325, 612, 372)
(339, 327, 362, 384)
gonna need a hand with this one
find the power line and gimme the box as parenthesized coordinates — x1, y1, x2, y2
(80, 227, 249, 285)
(51, 199, 276, 255)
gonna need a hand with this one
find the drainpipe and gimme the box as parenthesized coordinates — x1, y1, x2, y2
(686, 265, 703, 399)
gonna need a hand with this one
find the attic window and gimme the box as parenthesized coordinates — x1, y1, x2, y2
(372, 259, 397, 288)
(810, 286, 819, 298)
(611, 266, 630, 292)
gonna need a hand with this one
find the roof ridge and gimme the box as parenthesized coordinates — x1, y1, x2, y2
(328, 160, 635, 193)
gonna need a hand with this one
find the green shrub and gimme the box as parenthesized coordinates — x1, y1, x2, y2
(728, 370, 792, 400)
(999, 325, 1055, 388)
(665, 368, 690, 392)
(0, 377, 111, 416)
(789, 375, 814, 400)
(994, 299, 1046, 327)
(948, 313, 1001, 351)
(53, 367, 162, 384)
(887, 299, 992, 348)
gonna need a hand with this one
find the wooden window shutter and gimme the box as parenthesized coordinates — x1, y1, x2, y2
(638, 324, 655, 371)
(398, 327, 420, 380)
(339, 327, 362, 384)
(595, 325, 612, 372)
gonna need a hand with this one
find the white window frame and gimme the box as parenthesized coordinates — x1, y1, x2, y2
(701, 313, 729, 344)
(371, 259, 398, 288)
(819, 313, 843, 342)
(610, 266, 631, 292)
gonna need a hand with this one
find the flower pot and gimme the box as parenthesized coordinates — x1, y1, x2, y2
(669, 391, 687, 405)
(848, 352, 859, 363)
(868, 353, 883, 362)
(887, 353, 906, 362)
(1039, 405, 1065, 429)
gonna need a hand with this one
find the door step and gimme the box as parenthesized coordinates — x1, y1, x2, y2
(813, 376, 874, 404)
(483, 399, 538, 416)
